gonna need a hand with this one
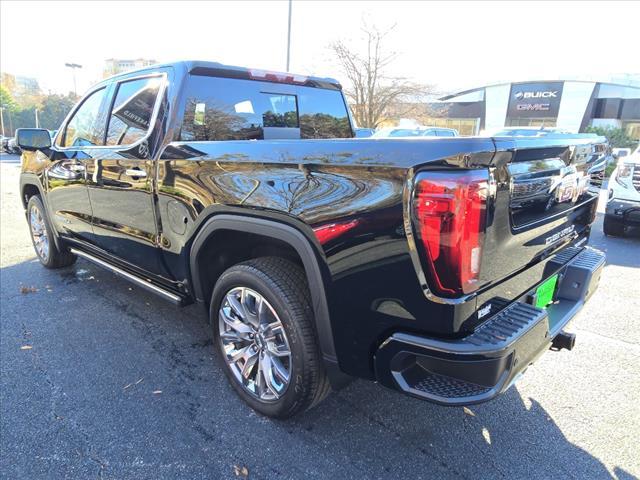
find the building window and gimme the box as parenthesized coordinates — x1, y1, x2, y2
(506, 117, 557, 128)
(419, 117, 479, 136)
(623, 122, 640, 140)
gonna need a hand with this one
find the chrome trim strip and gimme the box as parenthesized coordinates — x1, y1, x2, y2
(70, 248, 182, 305)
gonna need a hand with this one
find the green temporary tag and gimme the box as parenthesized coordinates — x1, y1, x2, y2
(535, 274, 558, 309)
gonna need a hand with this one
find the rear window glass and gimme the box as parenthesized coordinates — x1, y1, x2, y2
(180, 76, 352, 141)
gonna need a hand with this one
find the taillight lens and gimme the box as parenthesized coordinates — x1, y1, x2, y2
(412, 170, 489, 297)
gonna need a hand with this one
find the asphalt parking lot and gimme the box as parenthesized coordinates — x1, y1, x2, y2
(1, 151, 639, 480)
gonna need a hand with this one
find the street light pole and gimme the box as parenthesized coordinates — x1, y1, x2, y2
(64, 62, 82, 97)
(286, 0, 292, 71)
(35, 108, 39, 128)
(0, 108, 5, 137)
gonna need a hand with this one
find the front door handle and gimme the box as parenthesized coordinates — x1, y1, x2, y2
(125, 168, 147, 178)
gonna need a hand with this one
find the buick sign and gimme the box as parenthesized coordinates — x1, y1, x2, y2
(507, 82, 563, 118)
(515, 90, 558, 100)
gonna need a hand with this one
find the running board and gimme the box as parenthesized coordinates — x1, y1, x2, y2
(70, 248, 184, 306)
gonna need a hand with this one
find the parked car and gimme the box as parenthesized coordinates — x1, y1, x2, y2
(612, 147, 632, 160)
(7, 137, 21, 155)
(604, 145, 640, 236)
(372, 126, 459, 138)
(0, 136, 8, 152)
(17, 61, 606, 418)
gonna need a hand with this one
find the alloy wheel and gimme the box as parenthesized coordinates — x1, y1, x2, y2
(29, 205, 49, 262)
(218, 287, 292, 401)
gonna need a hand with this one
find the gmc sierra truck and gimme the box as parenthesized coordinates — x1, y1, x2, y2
(17, 61, 606, 418)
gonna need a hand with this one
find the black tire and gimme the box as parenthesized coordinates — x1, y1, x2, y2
(603, 215, 625, 237)
(26, 195, 76, 269)
(210, 257, 331, 418)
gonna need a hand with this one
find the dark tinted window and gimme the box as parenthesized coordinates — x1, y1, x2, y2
(63, 88, 107, 147)
(297, 87, 351, 139)
(180, 76, 351, 141)
(106, 76, 161, 146)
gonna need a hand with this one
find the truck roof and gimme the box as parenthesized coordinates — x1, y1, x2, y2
(99, 60, 342, 90)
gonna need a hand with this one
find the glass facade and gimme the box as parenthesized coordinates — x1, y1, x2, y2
(420, 117, 479, 136)
(506, 117, 557, 128)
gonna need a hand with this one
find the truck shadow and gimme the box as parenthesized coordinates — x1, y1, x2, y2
(1, 257, 635, 479)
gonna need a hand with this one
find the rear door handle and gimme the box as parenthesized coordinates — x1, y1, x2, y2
(125, 168, 147, 178)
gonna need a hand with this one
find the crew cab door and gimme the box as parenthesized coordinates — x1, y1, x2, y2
(84, 74, 166, 274)
(46, 86, 111, 243)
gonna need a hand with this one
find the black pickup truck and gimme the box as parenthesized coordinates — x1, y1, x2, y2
(17, 61, 606, 418)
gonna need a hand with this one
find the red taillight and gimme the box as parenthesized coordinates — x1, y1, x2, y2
(413, 170, 488, 297)
(313, 219, 359, 245)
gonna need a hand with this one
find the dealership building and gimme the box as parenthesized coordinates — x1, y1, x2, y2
(424, 79, 640, 139)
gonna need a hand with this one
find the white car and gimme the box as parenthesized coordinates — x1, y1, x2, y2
(605, 145, 640, 236)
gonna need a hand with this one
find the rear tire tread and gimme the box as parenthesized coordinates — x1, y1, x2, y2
(212, 256, 330, 418)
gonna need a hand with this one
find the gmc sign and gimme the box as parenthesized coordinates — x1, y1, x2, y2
(507, 82, 563, 118)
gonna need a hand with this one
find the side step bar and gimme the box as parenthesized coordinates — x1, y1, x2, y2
(70, 248, 185, 306)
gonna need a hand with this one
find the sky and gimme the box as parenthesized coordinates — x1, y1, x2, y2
(1, 1, 639, 97)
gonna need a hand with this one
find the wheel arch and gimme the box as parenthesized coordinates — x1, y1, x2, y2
(20, 174, 64, 251)
(189, 214, 349, 388)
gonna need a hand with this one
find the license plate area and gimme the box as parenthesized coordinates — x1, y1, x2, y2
(534, 274, 558, 309)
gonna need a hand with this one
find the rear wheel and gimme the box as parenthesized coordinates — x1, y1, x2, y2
(603, 215, 625, 237)
(27, 196, 76, 268)
(210, 257, 330, 418)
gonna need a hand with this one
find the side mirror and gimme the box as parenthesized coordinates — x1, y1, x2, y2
(16, 128, 52, 151)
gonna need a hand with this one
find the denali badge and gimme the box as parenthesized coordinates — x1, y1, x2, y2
(545, 225, 576, 246)
(478, 304, 492, 319)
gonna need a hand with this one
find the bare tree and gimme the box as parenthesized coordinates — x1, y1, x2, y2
(330, 23, 432, 129)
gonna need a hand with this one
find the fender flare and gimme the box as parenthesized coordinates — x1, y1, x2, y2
(189, 214, 347, 384)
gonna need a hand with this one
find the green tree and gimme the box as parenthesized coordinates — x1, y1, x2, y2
(329, 23, 432, 128)
(0, 84, 17, 111)
(39, 94, 75, 130)
(585, 125, 637, 149)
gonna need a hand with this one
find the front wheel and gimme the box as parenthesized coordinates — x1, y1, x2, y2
(210, 257, 330, 418)
(27, 196, 76, 268)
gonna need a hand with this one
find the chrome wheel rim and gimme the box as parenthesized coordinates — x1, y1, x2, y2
(218, 287, 292, 401)
(29, 205, 49, 262)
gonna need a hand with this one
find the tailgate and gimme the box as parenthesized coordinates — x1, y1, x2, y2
(478, 136, 606, 290)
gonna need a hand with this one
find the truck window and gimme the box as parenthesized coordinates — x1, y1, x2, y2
(62, 87, 108, 147)
(105, 76, 162, 146)
(179, 76, 351, 141)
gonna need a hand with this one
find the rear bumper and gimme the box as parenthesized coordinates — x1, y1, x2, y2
(374, 246, 605, 405)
